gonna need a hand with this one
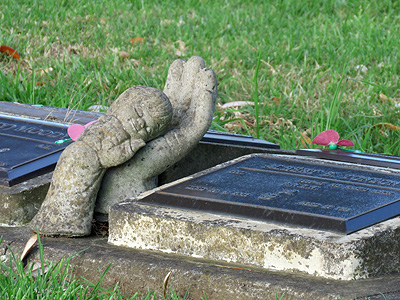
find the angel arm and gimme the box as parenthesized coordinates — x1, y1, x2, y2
(96, 57, 217, 214)
(131, 65, 217, 178)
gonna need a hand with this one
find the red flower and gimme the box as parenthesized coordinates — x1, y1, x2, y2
(312, 130, 354, 147)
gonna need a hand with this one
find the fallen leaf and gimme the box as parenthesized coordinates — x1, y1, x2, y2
(220, 101, 254, 109)
(373, 122, 400, 131)
(378, 93, 389, 102)
(130, 37, 145, 44)
(21, 234, 38, 261)
(69, 46, 80, 55)
(0, 45, 20, 60)
(272, 96, 280, 105)
(223, 118, 254, 132)
(163, 271, 172, 298)
(299, 131, 311, 148)
(36, 81, 45, 86)
(119, 51, 130, 59)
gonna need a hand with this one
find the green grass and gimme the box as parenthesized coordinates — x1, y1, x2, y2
(2, 0, 400, 154)
(0, 235, 191, 300)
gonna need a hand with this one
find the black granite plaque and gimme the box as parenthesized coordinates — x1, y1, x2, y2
(141, 154, 400, 234)
(202, 130, 279, 149)
(296, 149, 400, 169)
(0, 114, 72, 186)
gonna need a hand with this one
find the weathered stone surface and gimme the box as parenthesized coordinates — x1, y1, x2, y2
(30, 143, 105, 236)
(0, 173, 51, 225)
(108, 155, 400, 280)
(110, 199, 400, 280)
(96, 56, 217, 215)
(30, 86, 173, 237)
(2, 225, 400, 300)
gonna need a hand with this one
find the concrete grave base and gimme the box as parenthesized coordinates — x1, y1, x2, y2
(109, 155, 400, 281)
(1, 226, 400, 300)
(0, 173, 52, 226)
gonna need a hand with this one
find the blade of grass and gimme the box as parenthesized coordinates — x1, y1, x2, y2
(252, 49, 262, 139)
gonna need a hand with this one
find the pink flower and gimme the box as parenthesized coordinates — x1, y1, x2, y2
(312, 130, 354, 147)
(67, 120, 97, 141)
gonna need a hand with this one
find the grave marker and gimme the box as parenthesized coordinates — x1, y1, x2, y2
(141, 154, 400, 233)
(296, 148, 400, 169)
(0, 114, 72, 186)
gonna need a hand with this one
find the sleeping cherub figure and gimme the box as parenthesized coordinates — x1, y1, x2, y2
(30, 56, 217, 237)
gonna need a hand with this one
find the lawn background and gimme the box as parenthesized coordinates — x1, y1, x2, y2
(1, 0, 400, 154)
(1, 1, 393, 298)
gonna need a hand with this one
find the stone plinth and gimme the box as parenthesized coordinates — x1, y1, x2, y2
(109, 155, 400, 280)
(0, 173, 51, 226)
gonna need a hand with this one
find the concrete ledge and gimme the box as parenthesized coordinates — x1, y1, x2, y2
(1, 226, 400, 300)
(0, 173, 52, 225)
